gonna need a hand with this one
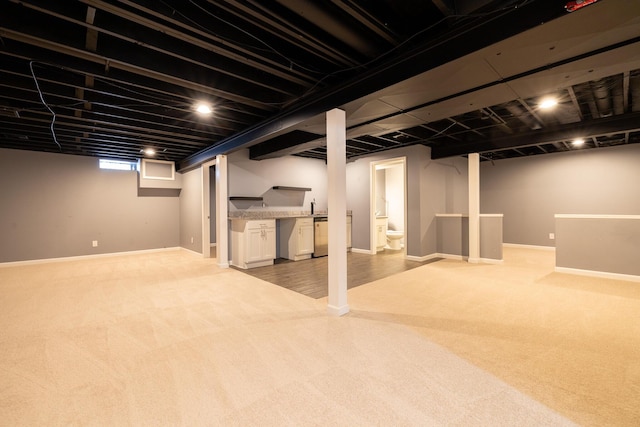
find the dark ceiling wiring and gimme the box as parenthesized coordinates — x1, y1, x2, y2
(29, 61, 62, 152)
(26, 60, 252, 119)
(22, 61, 236, 154)
(185, 0, 326, 76)
(90, 75, 190, 106)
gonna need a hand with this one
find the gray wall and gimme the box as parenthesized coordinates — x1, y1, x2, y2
(227, 149, 327, 213)
(418, 154, 469, 256)
(480, 215, 503, 261)
(556, 216, 640, 276)
(179, 167, 203, 253)
(346, 145, 468, 257)
(0, 148, 179, 263)
(481, 144, 640, 247)
(436, 216, 468, 257)
(436, 215, 502, 261)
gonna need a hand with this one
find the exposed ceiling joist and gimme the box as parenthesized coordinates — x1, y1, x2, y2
(432, 111, 640, 159)
(2, 0, 639, 165)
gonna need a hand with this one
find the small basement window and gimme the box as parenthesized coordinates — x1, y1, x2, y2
(99, 158, 138, 171)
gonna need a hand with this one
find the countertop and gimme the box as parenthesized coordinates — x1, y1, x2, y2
(229, 210, 351, 220)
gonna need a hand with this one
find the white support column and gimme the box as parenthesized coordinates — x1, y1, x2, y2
(468, 153, 480, 263)
(326, 108, 349, 316)
(215, 154, 229, 268)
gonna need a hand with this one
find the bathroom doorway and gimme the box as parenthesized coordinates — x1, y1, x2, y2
(370, 157, 407, 256)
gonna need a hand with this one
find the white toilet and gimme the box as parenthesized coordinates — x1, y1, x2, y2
(386, 230, 404, 250)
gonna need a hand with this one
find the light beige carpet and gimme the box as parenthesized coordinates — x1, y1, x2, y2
(344, 247, 640, 426)
(0, 247, 637, 426)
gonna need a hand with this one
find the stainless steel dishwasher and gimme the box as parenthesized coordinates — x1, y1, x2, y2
(313, 216, 328, 257)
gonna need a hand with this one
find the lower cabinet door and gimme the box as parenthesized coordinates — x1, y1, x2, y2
(261, 227, 276, 260)
(297, 221, 315, 255)
(246, 228, 265, 263)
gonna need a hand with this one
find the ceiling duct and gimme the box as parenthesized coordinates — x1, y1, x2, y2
(630, 72, 640, 112)
(505, 103, 541, 130)
(591, 78, 613, 117)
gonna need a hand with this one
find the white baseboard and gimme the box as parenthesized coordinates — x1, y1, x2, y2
(327, 304, 350, 316)
(439, 253, 467, 261)
(503, 243, 556, 251)
(0, 247, 182, 268)
(555, 266, 640, 283)
(405, 253, 443, 262)
(351, 247, 374, 255)
(480, 257, 504, 265)
(180, 247, 203, 256)
(406, 253, 502, 264)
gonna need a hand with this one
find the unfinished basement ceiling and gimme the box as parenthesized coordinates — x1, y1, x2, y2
(1, 0, 639, 169)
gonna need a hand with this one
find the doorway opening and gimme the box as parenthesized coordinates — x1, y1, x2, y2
(201, 161, 216, 259)
(370, 157, 407, 256)
(201, 155, 229, 267)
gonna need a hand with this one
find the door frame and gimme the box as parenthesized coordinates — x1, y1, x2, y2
(201, 155, 229, 267)
(201, 160, 215, 258)
(369, 156, 407, 256)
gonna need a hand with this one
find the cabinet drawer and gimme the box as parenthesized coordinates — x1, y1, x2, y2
(246, 219, 275, 230)
(297, 218, 314, 227)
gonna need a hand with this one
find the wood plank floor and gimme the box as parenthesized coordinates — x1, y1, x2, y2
(231, 250, 442, 299)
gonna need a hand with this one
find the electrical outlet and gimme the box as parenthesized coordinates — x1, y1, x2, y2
(190, 236, 194, 243)
(549, 233, 555, 240)
(92, 240, 98, 247)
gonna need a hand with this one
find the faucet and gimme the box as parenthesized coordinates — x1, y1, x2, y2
(311, 198, 315, 215)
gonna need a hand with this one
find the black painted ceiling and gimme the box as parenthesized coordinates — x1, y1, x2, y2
(1, 0, 639, 170)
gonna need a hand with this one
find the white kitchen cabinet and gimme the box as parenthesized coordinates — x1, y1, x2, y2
(376, 217, 388, 252)
(279, 217, 314, 261)
(230, 219, 276, 269)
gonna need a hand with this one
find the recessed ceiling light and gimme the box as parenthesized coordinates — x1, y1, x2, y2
(572, 138, 585, 146)
(539, 97, 558, 110)
(142, 148, 156, 156)
(195, 102, 213, 115)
